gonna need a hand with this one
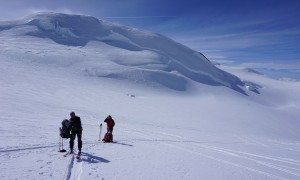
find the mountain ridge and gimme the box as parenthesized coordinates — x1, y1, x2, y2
(1, 12, 248, 93)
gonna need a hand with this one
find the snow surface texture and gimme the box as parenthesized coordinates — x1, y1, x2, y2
(0, 13, 300, 180)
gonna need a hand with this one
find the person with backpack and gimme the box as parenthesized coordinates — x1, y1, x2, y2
(69, 112, 82, 155)
(103, 115, 115, 142)
(104, 115, 115, 133)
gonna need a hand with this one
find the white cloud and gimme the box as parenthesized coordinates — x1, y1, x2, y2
(240, 62, 300, 70)
(103, 16, 176, 19)
(0, 7, 83, 21)
(25, 7, 83, 16)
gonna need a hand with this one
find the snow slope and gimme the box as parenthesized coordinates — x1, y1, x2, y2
(0, 12, 245, 93)
(0, 13, 300, 180)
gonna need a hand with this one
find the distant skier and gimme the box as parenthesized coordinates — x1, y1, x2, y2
(69, 112, 82, 155)
(104, 115, 115, 133)
(103, 115, 115, 142)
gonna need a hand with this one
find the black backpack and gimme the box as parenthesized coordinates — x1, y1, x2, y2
(60, 119, 71, 138)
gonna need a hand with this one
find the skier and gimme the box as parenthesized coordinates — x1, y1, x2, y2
(104, 115, 115, 133)
(103, 115, 115, 142)
(69, 112, 82, 155)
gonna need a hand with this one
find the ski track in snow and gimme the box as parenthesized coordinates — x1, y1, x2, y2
(62, 142, 102, 180)
(63, 154, 75, 180)
(66, 155, 83, 180)
(0, 122, 300, 179)
(117, 124, 300, 180)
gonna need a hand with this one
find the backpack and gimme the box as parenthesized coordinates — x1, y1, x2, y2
(102, 132, 113, 143)
(60, 119, 71, 138)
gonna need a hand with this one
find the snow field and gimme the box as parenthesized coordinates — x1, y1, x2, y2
(0, 13, 300, 180)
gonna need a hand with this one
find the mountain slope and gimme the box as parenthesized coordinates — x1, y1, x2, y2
(0, 12, 245, 93)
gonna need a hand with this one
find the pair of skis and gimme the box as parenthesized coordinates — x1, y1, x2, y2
(63, 123, 103, 159)
(64, 151, 81, 160)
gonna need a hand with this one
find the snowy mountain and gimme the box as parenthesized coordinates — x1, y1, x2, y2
(0, 13, 300, 180)
(0, 12, 245, 93)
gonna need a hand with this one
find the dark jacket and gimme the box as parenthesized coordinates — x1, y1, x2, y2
(69, 116, 82, 132)
(104, 117, 115, 129)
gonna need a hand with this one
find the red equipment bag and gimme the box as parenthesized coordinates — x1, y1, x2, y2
(102, 132, 113, 143)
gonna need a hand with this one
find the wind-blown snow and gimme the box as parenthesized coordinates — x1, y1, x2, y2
(0, 13, 299, 180)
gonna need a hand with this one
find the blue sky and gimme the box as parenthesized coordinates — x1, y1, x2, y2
(1, 0, 300, 79)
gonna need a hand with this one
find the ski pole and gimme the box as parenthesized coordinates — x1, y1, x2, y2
(59, 127, 66, 152)
(58, 128, 61, 151)
(62, 137, 64, 150)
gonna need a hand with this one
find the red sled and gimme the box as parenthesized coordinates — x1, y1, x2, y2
(102, 132, 113, 143)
